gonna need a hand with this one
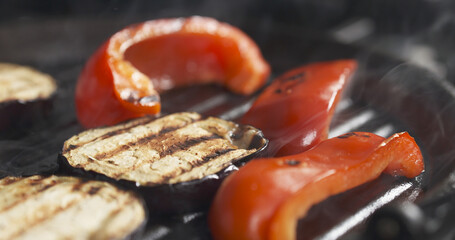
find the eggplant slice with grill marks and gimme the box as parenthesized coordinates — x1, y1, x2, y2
(60, 112, 268, 214)
(0, 175, 146, 240)
(0, 63, 57, 134)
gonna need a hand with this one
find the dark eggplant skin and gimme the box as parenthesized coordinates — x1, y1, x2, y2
(58, 131, 268, 216)
(0, 93, 55, 138)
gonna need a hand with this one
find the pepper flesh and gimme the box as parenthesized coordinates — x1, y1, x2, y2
(241, 60, 357, 156)
(76, 16, 270, 128)
(209, 132, 424, 240)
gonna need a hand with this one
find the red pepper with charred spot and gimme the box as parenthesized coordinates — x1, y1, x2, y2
(241, 60, 357, 156)
(209, 132, 424, 240)
(76, 16, 270, 128)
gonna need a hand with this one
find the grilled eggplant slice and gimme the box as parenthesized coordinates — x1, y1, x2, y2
(0, 175, 146, 240)
(0, 63, 57, 133)
(60, 112, 267, 214)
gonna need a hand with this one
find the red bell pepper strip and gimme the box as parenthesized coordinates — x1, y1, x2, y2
(209, 132, 424, 240)
(241, 60, 357, 156)
(76, 16, 270, 128)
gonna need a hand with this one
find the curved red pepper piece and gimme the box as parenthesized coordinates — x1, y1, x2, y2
(76, 17, 270, 128)
(209, 132, 424, 240)
(241, 60, 357, 156)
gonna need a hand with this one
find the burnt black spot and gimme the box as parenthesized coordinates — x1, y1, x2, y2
(88, 186, 102, 195)
(285, 159, 301, 166)
(68, 144, 78, 151)
(361, 134, 371, 138)
(337, 132, 358, 139)
(107, 160, 118, 166)
(275, 88, 282, 94)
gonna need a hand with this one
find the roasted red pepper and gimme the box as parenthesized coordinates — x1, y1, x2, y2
(241, 60, 357, 156)
(76, 16, 270, 128)
(209, 132, 424, 240)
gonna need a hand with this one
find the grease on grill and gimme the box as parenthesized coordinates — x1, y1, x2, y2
(61, 112, 264, 186)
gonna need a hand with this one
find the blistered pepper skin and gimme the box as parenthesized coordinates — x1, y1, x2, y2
(241, 60, 357, 156)
(209, 132, 424, 240)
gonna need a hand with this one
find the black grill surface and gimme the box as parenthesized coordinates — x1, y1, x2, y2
(1, 10, 455, 240)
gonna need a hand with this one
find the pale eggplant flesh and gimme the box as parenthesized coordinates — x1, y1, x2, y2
(0, 175, 147, 240)
(59, 112, 268, 214)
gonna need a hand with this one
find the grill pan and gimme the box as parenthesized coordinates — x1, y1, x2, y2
(1, 12, 455, 240)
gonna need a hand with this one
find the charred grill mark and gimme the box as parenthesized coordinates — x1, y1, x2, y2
(0, 177, 23, 186)
(123, 133, 220, 181)
(87, 192, 139, 240)
(87, 205, 123, 239)
(161, 172, 179, 183)
(159, 148, 236, 183)
(197, 148, 236, 167)
(10, 196, 83, 239)
(91, 124, 188, 160)
(93, 145, 130, 160)
(98, 116, 157, 139)
(88, 186, 102, 195)
(36, 183, 55, 193)
(0, 177, 59, 213)
(28, 176, 46, 185)
(62, 144, 78, 154)
(158, 124, 183, 135)
(107, 160, 118, 166)
(71, 178, 89, 192)
(65, 115, 196, 155)
(63, 117, 157, 154)
(159, 134, 222, 158)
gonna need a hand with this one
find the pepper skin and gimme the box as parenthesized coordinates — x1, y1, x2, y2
(76, 16, 270, 128)
(241, 60, 357, 156)
(209, 132, 424, 240)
